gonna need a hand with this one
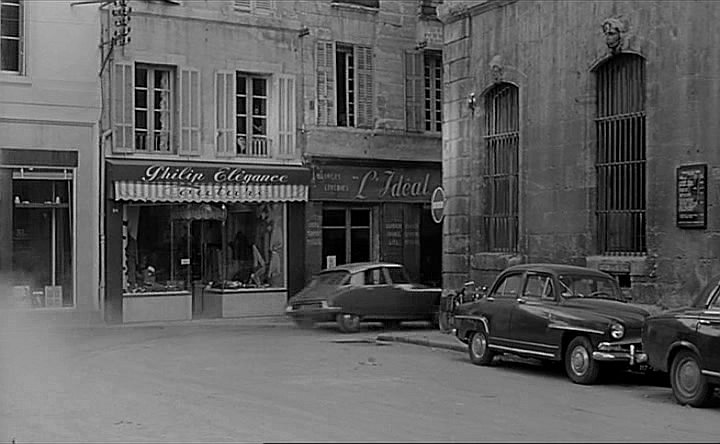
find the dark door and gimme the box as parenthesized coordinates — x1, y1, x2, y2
(188, 219, 223, 315)
(485, 272, 524, 348)
(419, 205, 441, 287)
(508, 272, 562, 359)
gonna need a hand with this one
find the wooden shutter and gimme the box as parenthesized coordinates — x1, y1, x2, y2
(112, 62, 134, 152)
(215, 71, 235, 156)
(355, 45, 374, 129)
(179, 68, 201, 155)
(404, 50, 423, 132)
(255, 0, 273, 13)
(316, 41, 336, 126)
(277, 74, 296, 158)
(233, 0, 251, 12)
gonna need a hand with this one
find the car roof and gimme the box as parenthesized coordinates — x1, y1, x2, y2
(503, 263, 613, 278)
(319, 261, 404, 274)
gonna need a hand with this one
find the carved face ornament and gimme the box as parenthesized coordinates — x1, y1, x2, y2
(602, 18, 625, 53)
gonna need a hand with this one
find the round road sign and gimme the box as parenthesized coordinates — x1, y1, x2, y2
(430, 186, 445, 224)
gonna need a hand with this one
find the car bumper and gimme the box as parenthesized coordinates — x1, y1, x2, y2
(285, 305, 341, 323)
(592, 341, 648, 366)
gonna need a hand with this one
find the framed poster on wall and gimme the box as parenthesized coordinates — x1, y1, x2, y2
(676, 164, 707, 229)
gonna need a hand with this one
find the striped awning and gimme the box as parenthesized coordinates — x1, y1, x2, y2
(114, 181, 308, 203)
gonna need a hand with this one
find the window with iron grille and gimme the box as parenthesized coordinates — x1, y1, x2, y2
(483, 83, 519, 252)
(595, 53, 646, 254)
(236, 74, 268, 157)
(423, 51, 442, 132)
(134, 65, 173, 152)
(0, 0, 22, 73)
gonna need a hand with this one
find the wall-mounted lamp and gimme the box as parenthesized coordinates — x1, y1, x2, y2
(415, 40, 428, 50)
(467, 92, 477, 113)
(299, 27, 310, 38)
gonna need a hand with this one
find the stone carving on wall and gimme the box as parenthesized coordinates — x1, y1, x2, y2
(489, 54, 504, 83)
(602, 17, 627, 54)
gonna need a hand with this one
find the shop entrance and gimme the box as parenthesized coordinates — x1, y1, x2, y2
(419, 206, 442, 287)
(169, 205, 227, 317)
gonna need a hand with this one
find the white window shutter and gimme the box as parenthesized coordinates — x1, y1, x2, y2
(215, 71, 235, 156)
(316, 41, 336, 126)
(355, 45, 374, 129)
(404, 50, 423, 132)
(180, 68, 201, 155)
(277, 74, 296, 158)
(112, 62, 134, 152)
(233, 0, 251, 12)
(255, 0, 273, 13)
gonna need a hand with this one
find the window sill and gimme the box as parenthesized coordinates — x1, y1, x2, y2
(330, 2, 379, 14)
(0, 73, 31, 85)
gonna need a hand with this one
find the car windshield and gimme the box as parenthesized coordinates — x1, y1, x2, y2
(386, 266, 411, 284)
(308, 271, 350, 288)
(558, 274, 622, 301)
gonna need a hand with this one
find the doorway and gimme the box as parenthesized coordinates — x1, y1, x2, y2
(419, 205, 442, 287)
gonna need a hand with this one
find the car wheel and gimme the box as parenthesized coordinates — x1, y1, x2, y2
(336, 313, 361, 333)
(670, 350, 714, 407)
(468, 330, 494, 366)
(565, 336, 600, 385)
(293, 319, 315, 329)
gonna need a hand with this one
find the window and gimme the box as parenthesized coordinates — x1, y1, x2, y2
(364, 267, 386, 286)
(316, 41, 374, 128)
(595, 53, 646, 254)
(493, 273, 522, 299)
(113, 63, 199, 154)
(418, 0, 442, 18)
(236, 74, 268, 156)
(483, 83, 519, 252)
(123, 202, 286, 293)
(524, 274, 553, 300)
(11, 170, 74, 308)
(215, 71, 296, 158)
(233, 0, 273, 14)
(135, 65, 173, 152)
(0, 0, 22, 73)
(321, 208, 371, 268)
(405, 50, 442, 132)
(386, 266, 410, 284)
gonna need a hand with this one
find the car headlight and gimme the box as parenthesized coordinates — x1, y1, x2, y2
(610, 323, 625, 340)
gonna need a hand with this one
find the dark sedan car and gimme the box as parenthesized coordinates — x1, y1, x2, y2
(448, 263, 651, 385)
(285, 262, 441, 333)
(643, 276, 720, 407)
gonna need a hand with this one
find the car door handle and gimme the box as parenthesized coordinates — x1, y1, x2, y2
(517, 297, 527, 304)
(698, 320, 713, 325)
(486, 296, 495, 302)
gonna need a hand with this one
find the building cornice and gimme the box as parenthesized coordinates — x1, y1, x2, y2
(437, 0, 518, 24)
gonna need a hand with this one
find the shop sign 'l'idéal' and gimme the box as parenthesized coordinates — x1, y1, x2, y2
(310, 164, 442, 203)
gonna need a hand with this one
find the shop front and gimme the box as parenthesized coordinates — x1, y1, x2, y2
(305, 157, 442, 287)
(0, 149, 79, 310)
(104, 159, 309, 323)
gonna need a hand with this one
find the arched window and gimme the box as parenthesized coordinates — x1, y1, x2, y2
(0, 0, 22, 74)
(594, 53, 646, 254)
(483, 83, 519, 252)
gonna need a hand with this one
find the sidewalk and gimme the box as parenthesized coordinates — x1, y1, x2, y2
(375, 329, 465, 353)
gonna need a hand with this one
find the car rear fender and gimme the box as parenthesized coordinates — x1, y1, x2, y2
(665, 340, 703, 372)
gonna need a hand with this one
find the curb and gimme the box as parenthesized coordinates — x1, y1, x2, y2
(376, 333, 466, 353)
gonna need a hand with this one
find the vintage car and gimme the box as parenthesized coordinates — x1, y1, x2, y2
(448, 263, 651, 385)
(642, 275, 720, 407)
(285, 262, 441, 333)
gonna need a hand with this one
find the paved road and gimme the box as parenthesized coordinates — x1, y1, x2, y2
(1, 318, 718, 443)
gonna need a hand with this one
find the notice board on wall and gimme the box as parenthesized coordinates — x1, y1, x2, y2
(677, 164, 707, 229)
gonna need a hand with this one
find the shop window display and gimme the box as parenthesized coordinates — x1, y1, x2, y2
(123, 202, 285, 293)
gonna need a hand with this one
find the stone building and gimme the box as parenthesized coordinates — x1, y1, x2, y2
(100, 0, 443, 323)
(439, 0, 720, 307)
(0, 1, 101, 316)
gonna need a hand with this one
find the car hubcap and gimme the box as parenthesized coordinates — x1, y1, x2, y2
(471, 333, 487, 358)
(676, 358, 701, 396)
(570, 346, 590, 376)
